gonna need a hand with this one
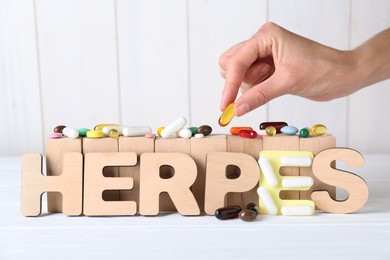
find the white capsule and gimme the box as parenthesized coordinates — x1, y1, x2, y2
(258, 130, 267, 136)
(161, 116, 187, 138)
(281, 156, 312, 167)
(258, 157, 278, 186)
(282, 177, 314, 188)
(102, 126, 124, 136)
(177, 128, 192, 139)
(62, 127, 79, 139)
(194, 133, 204, 138)
(257, 186, 278, 215)
(281, 205, 314, 216)
(122, 126, 152, 137)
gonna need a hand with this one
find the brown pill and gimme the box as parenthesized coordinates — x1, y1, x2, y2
(259, 122, 288, 133)
(215, 205, 242, 220)
(53, 125, 66, 133)
(246, 202, 259, 215)
(239, 209, 258, 222)
(198, 125, 212, 136)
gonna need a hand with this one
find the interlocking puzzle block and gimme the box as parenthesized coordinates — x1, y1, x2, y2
(190, 135, 226, 211)
(155, 137, 191, 211)
(118, 136, 155, 209)
(226, 135, 262, 208)
(299, 134, 336, 202)
(45, 138, 82, 213)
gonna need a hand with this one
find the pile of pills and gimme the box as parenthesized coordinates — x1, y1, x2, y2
(215, 203, 259, 222)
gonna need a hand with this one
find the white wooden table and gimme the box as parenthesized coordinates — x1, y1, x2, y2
(1, 154, 389, 259)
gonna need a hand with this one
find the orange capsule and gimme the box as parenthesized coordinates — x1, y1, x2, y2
(230, 126, 253, 135)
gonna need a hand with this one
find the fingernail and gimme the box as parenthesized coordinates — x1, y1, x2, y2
(235, 103, 251, 116)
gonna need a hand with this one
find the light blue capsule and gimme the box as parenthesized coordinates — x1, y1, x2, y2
(281, 125, 298, 135)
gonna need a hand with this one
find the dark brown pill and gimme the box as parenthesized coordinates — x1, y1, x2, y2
(239, 209, 257, 222)
(198, 125, 212, 136)
(53, 125, 67, 133)
(259, 122, 288, 133)
(246, 202, 259, 215)
(215, 205, 241, 220)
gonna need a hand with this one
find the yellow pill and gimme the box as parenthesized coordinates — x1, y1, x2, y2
(310, 124, 327, 136)
(86, 130, 104, 138)
(265, 126, 276, 136)
(94, 124, 119, 131)
(157, 126, 165, 137)
(218, 103, 235, 127)
(108, 129, 119, 138)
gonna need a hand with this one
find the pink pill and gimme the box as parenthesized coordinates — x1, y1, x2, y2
(145, 134, 156, 138)
(50, 132, 63, 139)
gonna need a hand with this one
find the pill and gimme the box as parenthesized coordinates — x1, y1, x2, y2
(257, 186, 278, 215)
(94, 124, 119, 131)
(145, 133, 156, 138)
(218, 103, 235, 127)
(102, 126, 123, 136)
(299, 127, 310, 138)
(281, 125, 298, 135)
(259, 122, 287, 133)
(239, 129, 258, 138)
(108, 129, 119, 138)
(122, 126, 152, 137)
(246, 202, 259, 215)
(215, 205, 242, 220)
(53, 125, 66, 133)
(265, 126, 276, 136)
(197, 125, 212, 136)
(310, 124, 327, 136)
(282, 177, 314, 188)
(230, 126, 253, 135)
(189, 127, 198, 136)
(86, 130, 104, 138)
(177, 128, 192, 139)
(78, 128, 90, 137)
(62, 127, 79, 139)
(157, 126, 165, 137)
(281, 205, 314, 216)
(258, 157, 278, 186)
(281, 156, 312, 167)
(194, 133, 204, 138)
(258, 130, 267, 136)
(161, 116, 187, 138)
(239, 209, 258, 222)
(50, 132, 63, 139)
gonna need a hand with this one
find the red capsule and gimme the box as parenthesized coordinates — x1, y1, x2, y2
(215, 205, 242, 220)
(239, 129, 258, 139)
(230, 126, 253, 135)
(259, 122, 288, 133)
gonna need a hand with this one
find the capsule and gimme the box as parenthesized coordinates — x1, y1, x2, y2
(108, 129, 119, 138)
(239, 209, 257, 222)
(102, 126, 123, 136)
(157, 126, 165, 137)
(299, 128, 310, 138)
(122, 126, 152, 137)
(62, 127, 79, 139)
(161, 116, 187, 138)
(78, 128, 90, 137)
(246, 202, 259, 215)
(218, 103, 235, 127)
(215, 205, 242, 220)
(86, 130, 104, 138)
(198, 125, 212, 136)
(177, 128, 192, 139)
(265, 126, 276, 136)
(230, 126, 253, 135)
(259, 122, 288, 133)
(310, 124, 327, 136)
(53, 125, 66, 133)
(239, 129, 258, 139)
(189, 127, 198, 136)
(94, 124, 119, 131)
(281, 125, 298, 135)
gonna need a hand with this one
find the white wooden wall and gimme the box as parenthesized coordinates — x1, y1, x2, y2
(1, 0, 390, 156)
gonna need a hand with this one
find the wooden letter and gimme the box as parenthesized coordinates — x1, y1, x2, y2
(83, 152, 137, 216)
(311, 148, 368, 213)
(139, 153, 200, 216)
(204, 152, 260, 215)
(21, 153, 83, 216)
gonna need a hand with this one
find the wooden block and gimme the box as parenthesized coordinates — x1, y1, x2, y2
(21, 153, 83, 216)
(155, 137, 191, 211)
(311, 148, 368, 213)
(83, 138, 119, 201)
(45, 138, 82, 213)
(204, 152, 260, 215)
(226, 135, 262, 208)
(262, 135, 299, 199)
(299, 134, 336, 201)
(83, 152, 137, 216)
(190, 134, 227, 212)
(118, 136, 155, 210)
(139, 153, 200, 216)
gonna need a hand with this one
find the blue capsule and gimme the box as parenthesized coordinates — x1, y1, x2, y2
(281, 126, 298, 135)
